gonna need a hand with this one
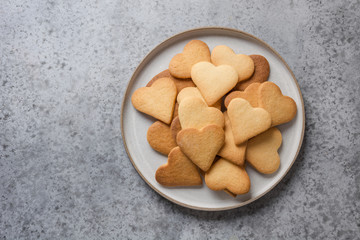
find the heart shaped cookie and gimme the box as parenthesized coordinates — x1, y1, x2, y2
(177, 87, 221, 110)
(177, 125, 225, 172)
(147, 69, 195, 92)
(205, 158, 250, 195)
(155, 147, 202, 186)
(227, 98, 271, 144)
(178, 97, 224, 129)
(147, 121, 177, 155)
(169, 40, 211, 79)
(224, 82, 261, 108)
(211, 45, 255, 82)
(235, 55, 270, 90)
(246, 127, 282, 174)
(258, 82, 297, 126)
(217, 112, 247, 166)
(147, 70, 190, 120)
(131, 77, 177, 124)
(191, 62, 238, 106)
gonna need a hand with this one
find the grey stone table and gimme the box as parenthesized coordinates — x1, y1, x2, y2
(1, 0, 359, 239)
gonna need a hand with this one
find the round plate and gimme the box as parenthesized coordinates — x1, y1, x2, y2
(121, 27, 305, 211)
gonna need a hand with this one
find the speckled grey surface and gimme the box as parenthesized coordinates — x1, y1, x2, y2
(1, 0, 359, 239)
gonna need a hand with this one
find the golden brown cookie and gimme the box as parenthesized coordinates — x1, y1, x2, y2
(131, 77, 177, 124)
(211, 45, 255, 82)
(170, 116, 181, 141)
(169, 40, 211, 79)
(177, 125, 225, 172)
(147, 121, 177, 155)
(258, 82, 297, 126)
(177, 87, 221, 110)
(227, 98, 271, 144)
(224, 82, 261, 108)
(178, 97, 224, 130)
(191, 62, 238, 106)
(155, 147, 202, 186)
(205, 158, 250, 195)
(146, 69, 195, 93)
(246, 127, 282, 174)
(235, 55, 270, 91)
(217, 112, 247, 166)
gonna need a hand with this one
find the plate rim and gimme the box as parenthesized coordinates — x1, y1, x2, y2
(120, 27, 305, 211)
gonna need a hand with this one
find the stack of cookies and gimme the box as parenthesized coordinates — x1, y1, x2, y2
(131, 40, 297, 197)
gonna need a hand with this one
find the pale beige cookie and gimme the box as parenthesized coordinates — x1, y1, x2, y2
(177, 87, 221, 110)
(227, 98, 271, 144)
(131, 77, 177, 124)
(191, 62, 238, 106)
(155, 147, 202, 186)
(205, 158, 250, 195)
(217, 112, 247, 166)
(178, 97, 224, 129)
(246, 127, 282, 174)
(224, 82, 261, 108)
(170, 116, 181, 141)
(177, 125, 225, 172)
(147, 121, 177, 155)
(211, 45, 255, 82)
(169, 40, 211, 79)
(146, 69, 195, 92)
(235, 55, 270, 91)
(258, 82, 297, 126)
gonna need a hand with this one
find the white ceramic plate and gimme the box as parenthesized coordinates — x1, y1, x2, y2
(121, 27, 305, 211)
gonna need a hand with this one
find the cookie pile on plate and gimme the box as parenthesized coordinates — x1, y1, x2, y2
(131, 40, 297, 197)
